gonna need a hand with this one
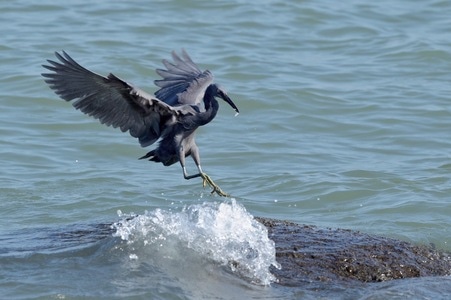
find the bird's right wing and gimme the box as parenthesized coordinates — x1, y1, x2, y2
(154, 49, 214, 107)
(42, 51, 186, 147)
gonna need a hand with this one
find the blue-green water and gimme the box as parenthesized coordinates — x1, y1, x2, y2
(1, 0, 451, 298)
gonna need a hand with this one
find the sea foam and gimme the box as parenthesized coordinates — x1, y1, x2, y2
(112, 199, 280, 285)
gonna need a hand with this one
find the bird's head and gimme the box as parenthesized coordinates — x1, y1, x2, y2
(213, 84, 239, 115)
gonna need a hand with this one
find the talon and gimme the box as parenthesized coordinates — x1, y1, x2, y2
(200, 173, 229, 197)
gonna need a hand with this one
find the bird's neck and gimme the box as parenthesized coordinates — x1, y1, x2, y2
(196, 87, 219, 126)
(198, 97, 218, 126)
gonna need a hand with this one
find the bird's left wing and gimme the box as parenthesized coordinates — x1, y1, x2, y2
(42, 51, 184, 147)
(154, 49, 214, 107)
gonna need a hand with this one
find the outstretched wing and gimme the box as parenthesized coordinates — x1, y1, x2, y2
(154, 49, 214, 107)
(42, 51, 183, 147)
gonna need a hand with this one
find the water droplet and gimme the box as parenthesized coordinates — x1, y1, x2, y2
(111, 200, 279, 285)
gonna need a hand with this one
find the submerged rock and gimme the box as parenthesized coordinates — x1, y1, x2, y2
(256, 217, 451, 286)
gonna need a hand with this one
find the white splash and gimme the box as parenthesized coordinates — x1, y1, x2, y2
(112, 199, 280, 285)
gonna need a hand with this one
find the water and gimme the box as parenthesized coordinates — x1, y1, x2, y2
(1, 0, 450, 298)
(112, 199, 280, 286)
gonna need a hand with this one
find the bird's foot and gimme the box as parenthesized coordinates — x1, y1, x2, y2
(201, 173, 229, 197)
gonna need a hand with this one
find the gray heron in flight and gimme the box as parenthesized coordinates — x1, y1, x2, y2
(42, 50, 239, 197)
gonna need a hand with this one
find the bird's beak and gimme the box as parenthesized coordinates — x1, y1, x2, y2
(221, 92, 240, 115)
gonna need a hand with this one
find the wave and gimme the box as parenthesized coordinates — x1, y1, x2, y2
(112, 199, 280, 285)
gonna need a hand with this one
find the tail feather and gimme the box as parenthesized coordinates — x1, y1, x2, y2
(139, 149, 180, 166)
(139, 150, 158, 161)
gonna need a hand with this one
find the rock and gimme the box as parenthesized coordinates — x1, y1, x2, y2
(256, 217, 451, 286)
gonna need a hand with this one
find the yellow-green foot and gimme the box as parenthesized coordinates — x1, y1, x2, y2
(201, 173, 229, 197)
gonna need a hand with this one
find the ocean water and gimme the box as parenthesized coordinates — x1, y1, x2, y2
(1, 0, 451, 298)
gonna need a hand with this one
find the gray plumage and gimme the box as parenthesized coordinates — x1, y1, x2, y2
(42, 50, 239, 195)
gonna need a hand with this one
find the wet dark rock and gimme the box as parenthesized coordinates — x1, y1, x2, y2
(48, 217, 450, 286)
(256, 217, 451, 286)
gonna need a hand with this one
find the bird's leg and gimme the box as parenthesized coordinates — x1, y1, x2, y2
(190, 145, 229, 197)
(179, 146, 202, 179)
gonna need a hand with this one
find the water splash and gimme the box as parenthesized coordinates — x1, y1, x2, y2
(112, 199, 280, 285)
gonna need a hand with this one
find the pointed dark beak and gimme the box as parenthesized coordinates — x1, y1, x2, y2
(220, 92, 239, 114)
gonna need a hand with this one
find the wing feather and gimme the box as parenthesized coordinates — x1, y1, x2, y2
(154, 49, 213, 106)
(42, 51, 180, 147)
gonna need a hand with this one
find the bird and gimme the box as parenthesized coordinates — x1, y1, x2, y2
(42, 50, 239, 197)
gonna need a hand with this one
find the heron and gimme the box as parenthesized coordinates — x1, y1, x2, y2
(42, 50, 239, 197)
